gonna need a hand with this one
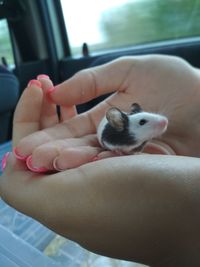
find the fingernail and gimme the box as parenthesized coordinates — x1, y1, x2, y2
(46, 86, 56, 103)
(13, 147, 28, 161)
(27, 79, 42, 88)
(91, 156, 100, 162)
(1, 152, 10, 172)
(37, 74, 50, 80)
(53, 157, 64, 172)
(26, 156, 49, 173)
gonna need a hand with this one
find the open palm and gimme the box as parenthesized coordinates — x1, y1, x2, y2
(14, 55, 200, 171)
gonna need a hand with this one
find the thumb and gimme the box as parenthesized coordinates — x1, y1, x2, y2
(47, 57, 134, 106)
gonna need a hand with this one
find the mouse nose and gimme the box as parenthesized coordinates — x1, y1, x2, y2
(157, 118, 168, 130)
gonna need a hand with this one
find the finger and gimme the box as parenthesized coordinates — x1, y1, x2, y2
(15, 60, 133, 157)
(12, 80, 43, 148)
(60, 105, 77, 122)
(37, 75, 59, 127)
(53, 146, 102, 171)
(143, 142, 176, 155)
(38, 75, 77, 123)
(48, 57, 134, 106)
(27, 135, 99, 171)
(93, 150, 120, 161)
(15, 110, 101, 157)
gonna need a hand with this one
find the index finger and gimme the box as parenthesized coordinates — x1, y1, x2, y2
(12, 81, 43, 147)
(48, 57, 134, 106)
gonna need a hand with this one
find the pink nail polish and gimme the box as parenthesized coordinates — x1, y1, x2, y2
(26, 155, 49, 173)
(1, 152, 10, 172)
(37, 74, 50, 80)
(46, 86, 56, 103)
(27, 80, 42, 88)
(13, 147, 28, 161)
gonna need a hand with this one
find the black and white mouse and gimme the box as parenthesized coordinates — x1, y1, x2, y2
(97, 103, 168, 154)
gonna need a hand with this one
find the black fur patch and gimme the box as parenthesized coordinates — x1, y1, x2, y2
(101, 118, 136, 146)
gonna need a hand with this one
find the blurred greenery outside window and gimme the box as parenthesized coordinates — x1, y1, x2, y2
(60, 0, 200, 57)
(0, 19, 14, 67)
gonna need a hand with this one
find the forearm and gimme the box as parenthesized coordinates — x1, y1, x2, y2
(1, 154, 200, 266)
(72, 155, 200, 265)
(34, 154, 200, 265)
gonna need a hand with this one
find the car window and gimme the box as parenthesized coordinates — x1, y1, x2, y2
(0, 19, 14, 68)
(60, 0, 200, 56)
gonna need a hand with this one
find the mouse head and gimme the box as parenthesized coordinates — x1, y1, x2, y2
(106, 103, 168, 143)
(105, 103, 143, 132)
(128, 104, 168, 142)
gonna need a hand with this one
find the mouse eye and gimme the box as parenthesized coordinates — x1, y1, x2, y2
(139, 119, 148, 126)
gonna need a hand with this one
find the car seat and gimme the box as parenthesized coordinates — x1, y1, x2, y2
(0, 65, 19, 143)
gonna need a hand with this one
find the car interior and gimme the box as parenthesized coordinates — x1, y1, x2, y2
(0, 0, 200, 266)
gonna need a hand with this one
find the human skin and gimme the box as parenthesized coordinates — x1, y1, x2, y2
(1, 153, 200, 266)
(1, 55, 200, 266)
(13, 55, 200, 171)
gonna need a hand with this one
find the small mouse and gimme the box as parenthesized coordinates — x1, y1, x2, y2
(97, 103, 168, 154)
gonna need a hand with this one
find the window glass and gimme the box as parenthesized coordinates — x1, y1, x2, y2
(60, 0, 200, 56)
(0, 19, 14, 67)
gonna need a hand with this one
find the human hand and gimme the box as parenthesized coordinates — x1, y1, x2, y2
(1, 71, 200, 265)
(13, 76, 103, 171)
(14, 55, 200, 172)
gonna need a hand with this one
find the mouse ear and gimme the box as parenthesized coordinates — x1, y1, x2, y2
(106, 107, 128, 131)
(130, 103, 143, 114)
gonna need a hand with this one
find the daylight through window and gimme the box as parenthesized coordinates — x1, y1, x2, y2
(60, 0, 200, 56)
(0, 19, 14, 67)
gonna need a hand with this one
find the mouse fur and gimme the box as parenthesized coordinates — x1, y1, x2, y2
(97, 103, 168, 154)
